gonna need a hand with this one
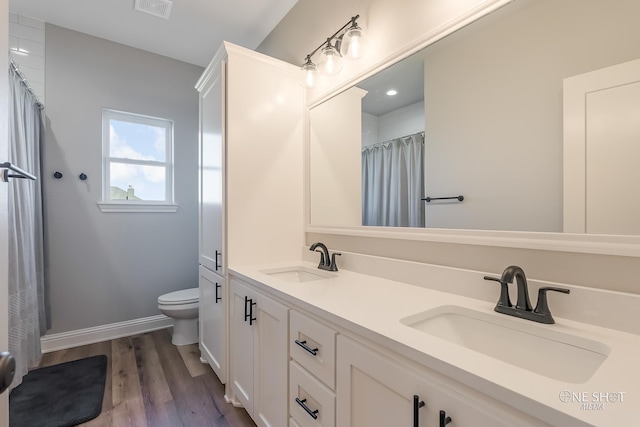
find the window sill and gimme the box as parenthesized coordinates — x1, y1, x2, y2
(97, 202, 179, 213)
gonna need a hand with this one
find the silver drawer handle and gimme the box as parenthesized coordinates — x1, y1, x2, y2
(295, 397, 319, 420)
(295, 339, 318, 356)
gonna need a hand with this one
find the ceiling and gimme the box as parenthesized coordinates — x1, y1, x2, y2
(9, 0, 299, 67)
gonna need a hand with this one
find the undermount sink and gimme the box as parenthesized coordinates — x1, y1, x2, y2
(401, 305, 610, 383)
(260, 266, 334, 283)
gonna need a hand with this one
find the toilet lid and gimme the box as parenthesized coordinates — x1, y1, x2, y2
(158, 288, 199, 305)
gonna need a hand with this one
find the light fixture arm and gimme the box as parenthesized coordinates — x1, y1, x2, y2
(302, 15, 360, 62)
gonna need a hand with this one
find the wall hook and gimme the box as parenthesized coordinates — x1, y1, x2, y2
(53, 171, 63, 179)
(79, 173, 87, 181)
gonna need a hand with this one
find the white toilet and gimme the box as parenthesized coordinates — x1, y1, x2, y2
(158, 288, 199, 346)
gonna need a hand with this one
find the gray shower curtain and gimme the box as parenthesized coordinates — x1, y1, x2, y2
(8, 63, 47, 389)
(362, 132, 425, 227)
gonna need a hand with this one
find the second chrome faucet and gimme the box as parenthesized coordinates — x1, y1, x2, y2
(484, 265, 569, 324)
(309, 242, 341, 271)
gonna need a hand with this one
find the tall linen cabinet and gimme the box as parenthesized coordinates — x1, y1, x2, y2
(195, 42, 304, 396)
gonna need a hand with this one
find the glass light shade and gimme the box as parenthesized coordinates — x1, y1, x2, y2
(300, 59, 318, 89)
(318, 44, 343, 75)
(340, 24, 365, 59)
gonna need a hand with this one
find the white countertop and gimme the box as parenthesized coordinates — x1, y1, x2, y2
(230, 260, 640, 427)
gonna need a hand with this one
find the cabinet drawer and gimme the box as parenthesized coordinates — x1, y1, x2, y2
(290, 361, 336, 427)
(290, 310, 337, 389)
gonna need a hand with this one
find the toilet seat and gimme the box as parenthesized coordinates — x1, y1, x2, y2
(158, 288, 199, 305)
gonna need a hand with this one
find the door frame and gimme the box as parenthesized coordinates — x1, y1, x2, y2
(563, 57, 640, 233)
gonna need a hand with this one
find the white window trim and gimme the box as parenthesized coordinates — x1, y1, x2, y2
(100, 109, 177, 213)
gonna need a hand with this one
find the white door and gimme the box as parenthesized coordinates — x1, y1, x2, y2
(564, 58, 640, 234)
(1, 2, 12, 422)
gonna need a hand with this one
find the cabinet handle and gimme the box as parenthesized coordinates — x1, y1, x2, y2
(295, 397, 319, 420)
(244, 296, 257, 325)
(294, 339, 318, 356)
(244, 296, 251, 322)
(215, 250, 222, 271)
(439, 410, 452, 427)
(215, 283, 221, 303)
(413, 395, 425, 427)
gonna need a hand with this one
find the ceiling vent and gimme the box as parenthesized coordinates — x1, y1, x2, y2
(134, 0, 173, 20)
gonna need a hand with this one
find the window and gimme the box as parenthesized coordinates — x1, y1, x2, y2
(99, 109, 177, 212)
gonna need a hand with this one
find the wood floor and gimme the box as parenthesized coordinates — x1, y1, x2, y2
(36, 329, 256, 427)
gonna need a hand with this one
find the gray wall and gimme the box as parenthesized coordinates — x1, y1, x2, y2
(43, 24, 203, 334)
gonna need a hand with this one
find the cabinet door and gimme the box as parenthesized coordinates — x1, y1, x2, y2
(337, 336, 542, 427)
(199, 266, 226, 383)
(230, 279, 256, 413)
(199, 59, 225, 274)
(253, 292, 289, 427)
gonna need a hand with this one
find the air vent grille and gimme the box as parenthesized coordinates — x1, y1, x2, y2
(134, 0, 173, 20)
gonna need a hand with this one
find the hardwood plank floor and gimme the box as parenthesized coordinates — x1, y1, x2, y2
(36, 329, 256, 427)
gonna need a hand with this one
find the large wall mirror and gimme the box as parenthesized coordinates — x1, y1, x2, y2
(309, 0, 640, 238)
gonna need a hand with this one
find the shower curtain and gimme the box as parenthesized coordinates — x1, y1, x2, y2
(8, 63, 47, 389)
(362, 132, 425, 227)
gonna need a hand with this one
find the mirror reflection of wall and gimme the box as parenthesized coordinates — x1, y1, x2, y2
(309, 0, 640, 234)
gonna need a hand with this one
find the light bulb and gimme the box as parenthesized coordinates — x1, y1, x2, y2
(300, 57, 318, 89)
(318, 42, 343, 75)
(340, 21, 365, 59)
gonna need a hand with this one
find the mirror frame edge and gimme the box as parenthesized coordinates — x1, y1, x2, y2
(303, 0, 640, 258)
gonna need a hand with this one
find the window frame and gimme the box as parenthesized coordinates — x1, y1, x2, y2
(98, 109, 178, 213)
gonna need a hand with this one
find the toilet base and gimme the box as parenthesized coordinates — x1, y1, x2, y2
(171, 318, 199, 346)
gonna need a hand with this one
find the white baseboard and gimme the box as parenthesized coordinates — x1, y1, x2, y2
(41, 314, 173, 353)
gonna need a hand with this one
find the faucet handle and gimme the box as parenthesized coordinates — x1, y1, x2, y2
(329, 253, 341, 271)
(483, 276, 512, 308)
(534, 287, 570, 323)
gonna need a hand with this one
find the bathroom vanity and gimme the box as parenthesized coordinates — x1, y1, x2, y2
(225, 255, 640, 427)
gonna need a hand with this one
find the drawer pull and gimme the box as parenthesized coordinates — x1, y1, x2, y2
(295, 339, 318, 356)
(413, 395, 425, 427)
(295, 397, 319, 420)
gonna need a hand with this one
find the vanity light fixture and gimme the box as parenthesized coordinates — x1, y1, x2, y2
(300, 15, 364, 88)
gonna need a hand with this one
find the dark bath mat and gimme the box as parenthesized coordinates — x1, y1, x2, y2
(9, 355, 107, 427)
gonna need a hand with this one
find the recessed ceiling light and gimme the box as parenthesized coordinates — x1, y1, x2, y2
(386, 89, 398, 96)
(134, 0, 173, 20)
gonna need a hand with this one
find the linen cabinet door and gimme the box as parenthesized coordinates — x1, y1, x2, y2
(198, 58, 225, 274)
(198, 266, 226, 383)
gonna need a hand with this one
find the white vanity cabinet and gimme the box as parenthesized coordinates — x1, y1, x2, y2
(230, 277, 289, 427)
(195, 41, 303, 387)
(336, 335, 548, 427)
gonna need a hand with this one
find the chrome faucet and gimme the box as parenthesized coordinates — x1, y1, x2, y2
(484, 265, 569, 324)
(309, 242, 341, 271)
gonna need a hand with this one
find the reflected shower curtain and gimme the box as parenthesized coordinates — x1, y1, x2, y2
(8, 64, 47, 389)
(362, 132, 425, 227)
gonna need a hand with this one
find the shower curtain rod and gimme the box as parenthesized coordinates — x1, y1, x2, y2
(362, 131, 425, 150)
(9, 57, 44, 109)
